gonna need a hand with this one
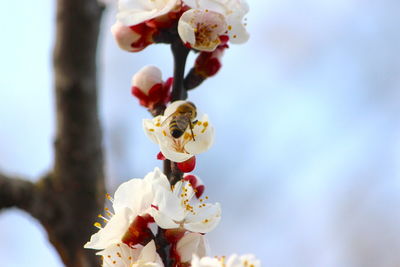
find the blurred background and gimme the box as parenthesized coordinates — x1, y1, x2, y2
(1, 0, 400, 266)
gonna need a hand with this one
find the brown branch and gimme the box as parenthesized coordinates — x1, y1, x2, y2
(0, 0, 106, 267)
(45, 0, 106, 266)
(170, 39, 190, 101)
(0, 173, 34, 212)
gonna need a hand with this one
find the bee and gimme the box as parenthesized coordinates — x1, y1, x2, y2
(164, 101, 198, 141)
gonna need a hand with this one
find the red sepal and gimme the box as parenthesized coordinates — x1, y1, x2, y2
(129, 23, 158, 52)
(131, 78, 172, 109)
(122, 214, 155, 247)
(177, 156, 196, 173)
(157, 151, 166, 160)
(183, 174, 205, 198)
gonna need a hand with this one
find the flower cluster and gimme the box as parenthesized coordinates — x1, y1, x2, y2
(85, 0, 260, 266)
(113, 0, 248, 52)
(85, 168, 221, 266)
(112, 0, 249, 108)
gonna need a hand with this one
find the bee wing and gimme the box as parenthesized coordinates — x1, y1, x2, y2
(161, 111, 177, 127)
(175, 115, 191, 131)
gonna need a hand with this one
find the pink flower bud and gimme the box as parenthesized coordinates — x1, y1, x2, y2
(131, 66, 173, 109)
(111, 21, 157, 52)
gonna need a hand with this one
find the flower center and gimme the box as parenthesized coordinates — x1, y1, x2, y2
(194, 22, 220, 49)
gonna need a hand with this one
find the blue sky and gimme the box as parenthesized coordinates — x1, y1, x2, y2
(1, 0, 400, 266)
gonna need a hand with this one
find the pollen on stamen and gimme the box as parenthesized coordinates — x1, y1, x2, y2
(162, 130, 167, 136)
(149, 128, 155, 132)
(197, 121, 202, 126)
(105, 193, 114, 202)
(228, 25, 232, 31)
(155, 122, 161, 127)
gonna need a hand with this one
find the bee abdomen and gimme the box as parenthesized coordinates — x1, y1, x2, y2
(169, 120, 184, 138)
(171, 128, 184, 138)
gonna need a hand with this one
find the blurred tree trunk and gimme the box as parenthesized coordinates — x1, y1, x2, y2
(0, 0, 105, 266)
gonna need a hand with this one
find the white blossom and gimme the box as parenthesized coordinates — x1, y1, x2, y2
(84, 168, 170, 250)
(191, 254, 261, 267)
(178, 9, 227, 51)
(117, 0, 180, 26)
(182, 0, 249, 45)
(98, 240, 164, 267)
(143, 100, 214, 163)
(150, 176, 221, 233)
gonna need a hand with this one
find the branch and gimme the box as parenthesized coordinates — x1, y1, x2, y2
(0, 173, 34, 212)
(170, 39, 190, 101)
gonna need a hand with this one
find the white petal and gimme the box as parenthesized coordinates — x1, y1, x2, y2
(97, 243, 141, 267)
(177, 18, 197, 45)
(117, 0, 179, 26)
(185, 115, 214, 155)
(184, 0, 227, 14)
(191, 255, 222, 267)
(143, 118, 162, 145)
(226, 14, 249, 44)
(226, 254, 261, 267)
(112, 178, 148, 214)
(151, 189, 185, 229)
(159, 143, 193, 162)
(84, 207, 133, 250)
(138, 240, 158, 262)
(144, 167, 171, 191)
(176, 232, 209, 262)
(184, 203, 221, 233)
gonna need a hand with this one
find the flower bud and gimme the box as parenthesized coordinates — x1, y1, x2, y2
(131, 66, 173, 109)
(111, 21, 157, 52)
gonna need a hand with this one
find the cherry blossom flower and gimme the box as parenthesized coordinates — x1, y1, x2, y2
(143, 100, 214, 163)
(191, 254, 261, 267)
(98, 240, 164, 267)
(150, 175, 221, 233)
(117, 0, 181, 27)
(178, 9, 227, 51)
(179, 0, 249, 51)
(176, 232, 209, 263)
(84, 168, 171, 250)
(131, 65, 173, 109)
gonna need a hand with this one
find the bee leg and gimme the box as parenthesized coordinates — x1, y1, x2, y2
(189, 121, 196, 141)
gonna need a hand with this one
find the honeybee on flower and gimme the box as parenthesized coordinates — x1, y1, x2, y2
(143, 100, 214, 165)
